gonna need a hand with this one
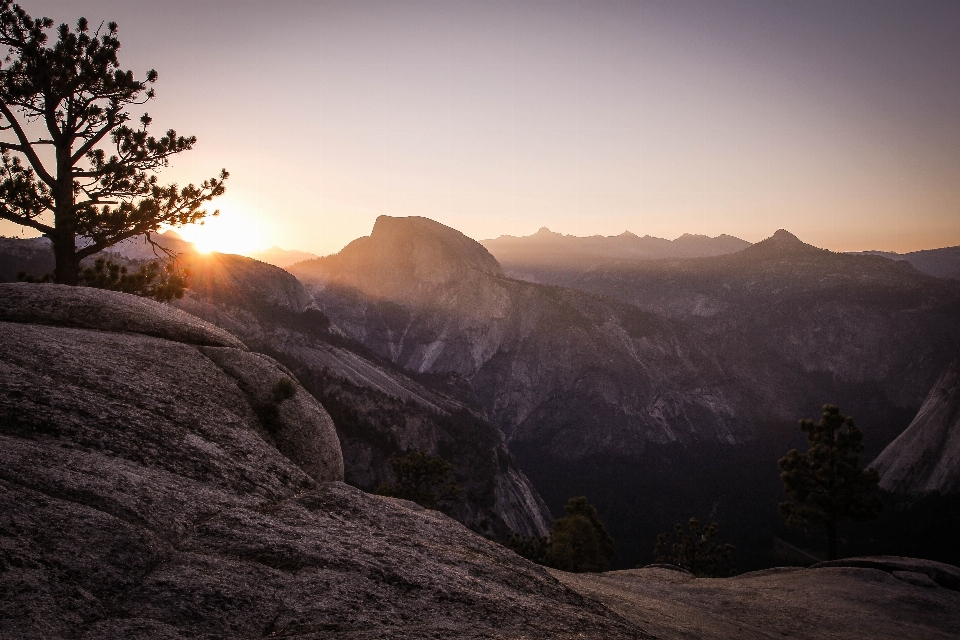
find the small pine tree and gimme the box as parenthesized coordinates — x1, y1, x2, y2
(543, 496, 615, 573)
(654, 517, 735, 577)
(77, 257, 188, 301)
(503, 533, 548, 565)
(778, 404, 883, 560)
(375, 450, 462, 510)
(258, 378, 298, 436)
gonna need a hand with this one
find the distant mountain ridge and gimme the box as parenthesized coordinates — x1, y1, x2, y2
(850, 246, 960, 281)
(290, 217, 960, 568)
(248, 245, 319, 268)
(482, 227, 752, 274)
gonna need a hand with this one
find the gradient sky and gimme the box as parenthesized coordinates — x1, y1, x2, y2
(2, 0, 959, 255)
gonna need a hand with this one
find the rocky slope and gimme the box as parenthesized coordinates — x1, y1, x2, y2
(553, 559, 960, 639)
(0, 283, 643, 640)
(871, 355, 960, 495)
(0, 235, 554, 537)
(174, 251, 553, 538)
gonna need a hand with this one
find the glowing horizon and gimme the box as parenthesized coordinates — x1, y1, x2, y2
(171, 196, 274, 256)
(1, 1, 958, 257)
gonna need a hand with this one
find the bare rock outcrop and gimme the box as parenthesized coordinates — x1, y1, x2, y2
(553, 559, 960, 639)
(872, 356, 960, 495)
(0, 282, 245, 349)
(0, 284, 642, 639)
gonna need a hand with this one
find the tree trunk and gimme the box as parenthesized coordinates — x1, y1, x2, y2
(52, 153, 78, 285)
(51, 232, 79, 285)
(826, 520, 838, 560)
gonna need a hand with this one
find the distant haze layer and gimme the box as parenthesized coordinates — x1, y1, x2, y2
(1, 1, 958, 255)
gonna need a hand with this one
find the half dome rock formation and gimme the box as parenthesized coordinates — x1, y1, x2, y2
(308, 215, 504, 306)
(290, 216, 750, 458)
(872, 356, 960, 495)
(0, 283, 638, 639)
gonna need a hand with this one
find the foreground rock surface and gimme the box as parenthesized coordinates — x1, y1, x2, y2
(553, 561, 960, 640)
(0, 284, 641, 639)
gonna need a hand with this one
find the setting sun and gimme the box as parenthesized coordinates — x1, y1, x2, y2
(173, 198, 272, 257)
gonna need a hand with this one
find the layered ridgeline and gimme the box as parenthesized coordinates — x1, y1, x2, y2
(482, 227, 751, 278)
(289, 216, 750, 457)
(486, 226, 960, 283)
(173, 251, 553, 538)
(852, 246, 960, 281)
(495, 229, 960, 451)
(290, 217, 960, 568)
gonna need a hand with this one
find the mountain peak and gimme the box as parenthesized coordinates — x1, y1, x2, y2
(741, 229, 824, 258)
(301, 216, 504, 304)
(533, 227, 562, 237)
(770, 229, 801, 243)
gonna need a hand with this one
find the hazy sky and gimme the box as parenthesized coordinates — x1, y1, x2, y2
(3, 0, 959, 254)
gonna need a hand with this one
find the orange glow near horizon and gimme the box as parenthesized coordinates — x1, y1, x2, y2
(174, 198, 273, 257)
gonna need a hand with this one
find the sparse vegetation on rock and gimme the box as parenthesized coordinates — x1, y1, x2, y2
(779, 404, 883, 560)
(653, 517, 736, 577)
(376, 449, 463, 510)
(507, 497, 615, 573)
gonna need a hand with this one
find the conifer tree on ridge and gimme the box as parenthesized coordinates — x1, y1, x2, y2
(779, 404, 882, 560)
(0, 1, 226, 285)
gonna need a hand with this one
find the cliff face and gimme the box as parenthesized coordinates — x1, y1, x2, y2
(490, 229, 960, 449)
(0, 283, 641, 639)
(291, 216, 751, 459)
(287, 219, 960, 569)
(872, 357, 960, 495)
(173, 252, 553, 537)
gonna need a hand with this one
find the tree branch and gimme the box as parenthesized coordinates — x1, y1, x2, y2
(0, 206, 54, 233)
(0, 102, 55, 186)
(76, 225, 149, 259)
(71, 116, 115, 164)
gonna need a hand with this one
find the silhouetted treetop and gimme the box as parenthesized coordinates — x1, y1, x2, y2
(0, 1, 226, 285)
